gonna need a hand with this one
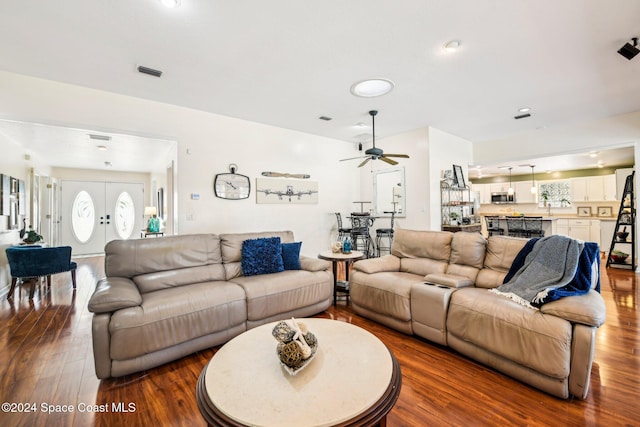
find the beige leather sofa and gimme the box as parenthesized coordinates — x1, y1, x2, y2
(350, 229, 606, 399)
(88, 231, 332, 379)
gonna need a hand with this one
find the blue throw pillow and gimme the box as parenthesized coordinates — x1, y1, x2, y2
(241, 237, 284, 276)
(281, 242, 302, 270)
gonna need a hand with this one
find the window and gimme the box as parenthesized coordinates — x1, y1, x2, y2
(71, 190, 95, 243)
(115, 191, 136, 239)
(538, 181, 571, 208)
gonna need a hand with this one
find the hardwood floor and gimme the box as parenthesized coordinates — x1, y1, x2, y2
(0, 256, 638, 427)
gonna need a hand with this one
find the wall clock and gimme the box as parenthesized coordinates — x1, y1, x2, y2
(214, 164, 250, 200)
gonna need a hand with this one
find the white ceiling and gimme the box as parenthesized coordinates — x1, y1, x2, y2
(1, 0, 639, 172)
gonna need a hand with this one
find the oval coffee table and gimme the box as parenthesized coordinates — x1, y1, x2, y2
(196, 318, 401, 427)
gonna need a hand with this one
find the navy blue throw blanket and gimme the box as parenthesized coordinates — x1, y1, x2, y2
(496, 237, 600, 308)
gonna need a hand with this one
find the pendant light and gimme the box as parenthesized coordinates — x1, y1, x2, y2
(530, 165, 537, 194)
(507, 167, 514, 195)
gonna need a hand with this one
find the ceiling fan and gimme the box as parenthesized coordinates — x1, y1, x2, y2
(340, 110, 410, 168)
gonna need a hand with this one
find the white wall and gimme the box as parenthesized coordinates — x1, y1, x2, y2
(473, 111, 640, 167)
(0, 70, 360, 256)
(428, 127, 474, 230)
(359, 127, 431, 231)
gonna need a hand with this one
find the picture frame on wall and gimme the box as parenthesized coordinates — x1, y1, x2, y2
(597, 206, 613, 217)
(452, 164, 466, 188)
(577, 206, 592, 217)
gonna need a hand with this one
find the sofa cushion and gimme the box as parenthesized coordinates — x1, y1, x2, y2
(449, 232, 486, 269)
(109, 281, 247, 360)
(230, 270, 332, 321)
(476, 236, 528, 289)
(391, 229, 453, 261)
(447, 288, 572, 379)
(350, 270, 423, 323)
(241, 237, 284, 276)
(105, 234, 223, 278)
(133, 264, 227, 294)
(281, 242, 302, 270)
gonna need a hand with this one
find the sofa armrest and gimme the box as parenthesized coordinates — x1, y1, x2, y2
(540, 291, 606, 327)
(300, 256, 331, 272)
(353, 255, 401, 274)
(88, 277, 142, 314)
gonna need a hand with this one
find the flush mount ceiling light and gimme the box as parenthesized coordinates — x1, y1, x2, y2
(443, 40, 461, 52)
(350, 79, 395, 98)
(618, 37, 639, 60)
(159, 0, 181, 8)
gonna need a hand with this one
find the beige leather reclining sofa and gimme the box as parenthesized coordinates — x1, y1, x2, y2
(350, 229, 606, 399)
(88, 231, 331, 379)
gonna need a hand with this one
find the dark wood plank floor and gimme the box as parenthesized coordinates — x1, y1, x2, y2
(0, 256, 638, 427)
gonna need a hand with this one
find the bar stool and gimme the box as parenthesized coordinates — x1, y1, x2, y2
(376, 211, 395, 257)
(334, 213, 352, 241)
(506, 216, 527, 237)
(524, 216, 545, 238)
(350, 214, 374, 258)
(484, 216, 504, 236)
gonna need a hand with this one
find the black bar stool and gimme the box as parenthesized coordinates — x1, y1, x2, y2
(376, 211, 395, 257)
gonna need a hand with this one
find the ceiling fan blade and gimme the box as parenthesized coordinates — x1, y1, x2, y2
(340, 156, 366, 162)
(383, 154, 410, 158)
(380, 156, 398, 166)
(358, 157, 371, 168)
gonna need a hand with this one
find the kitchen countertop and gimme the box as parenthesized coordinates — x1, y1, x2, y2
(480, 214, 617, 221)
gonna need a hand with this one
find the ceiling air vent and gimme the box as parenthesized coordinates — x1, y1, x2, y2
(514, 113, 531, 120)
(318, 116, 332, 121)
(88, 134, 111, 141)
(137, 66, 163, 78)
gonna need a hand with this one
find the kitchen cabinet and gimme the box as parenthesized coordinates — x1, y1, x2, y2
(471, 183, 491, 204)
(514, 181, 537, 204)
(603, 174, 617, 201)
(489, 183, 509, 194)
(555, 219, 600, 244)
(570, 175, 616, 202)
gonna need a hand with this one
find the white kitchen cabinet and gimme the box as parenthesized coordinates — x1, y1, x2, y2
(489, 183, 508, 194)
(514, 181, 536, 204)
(603, 174, 617, 201)
(554, 218, 599, 243)
(570, 175, 615, 202)
(556, 219, 569, 236)
(471, 183, 492, 204)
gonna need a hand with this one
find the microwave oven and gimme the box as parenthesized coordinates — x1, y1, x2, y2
(491, 192, 515, 204)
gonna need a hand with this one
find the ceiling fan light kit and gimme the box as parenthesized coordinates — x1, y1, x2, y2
(340, 110, 410, 168)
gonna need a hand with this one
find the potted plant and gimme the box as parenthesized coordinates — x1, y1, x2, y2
(540, 190, 550, 207)
(23, 227, 43, 244)
(449, 212, 459, 225)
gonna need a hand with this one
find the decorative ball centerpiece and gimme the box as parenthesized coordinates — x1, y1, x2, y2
(272, 318, 318, 375)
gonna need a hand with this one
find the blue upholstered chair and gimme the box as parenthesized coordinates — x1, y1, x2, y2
(6, 246, 77, 298)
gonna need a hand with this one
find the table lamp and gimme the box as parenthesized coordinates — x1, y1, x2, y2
(145, 206, 160, 232)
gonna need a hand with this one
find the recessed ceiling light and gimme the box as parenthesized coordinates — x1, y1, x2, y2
(97, 145, 107, 151)
(350, 79, 395, 98)
(589, 151, 598, 158)
(518, 107, 531, 113)
(354, 122, 368, 128)
(159, 0, 181, 8)
(443, 40, 461, 52)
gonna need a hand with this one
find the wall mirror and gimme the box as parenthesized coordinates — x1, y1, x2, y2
(373, 166, 405, 217)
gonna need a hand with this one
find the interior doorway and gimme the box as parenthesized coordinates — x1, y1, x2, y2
(60, 180, 144, 255)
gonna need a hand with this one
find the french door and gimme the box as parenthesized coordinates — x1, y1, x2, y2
(60, 180, 144, 255)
